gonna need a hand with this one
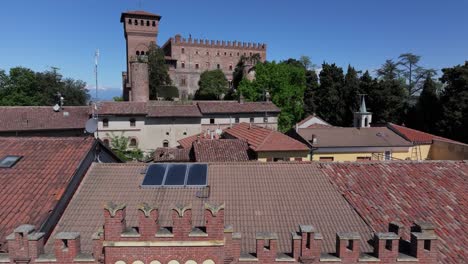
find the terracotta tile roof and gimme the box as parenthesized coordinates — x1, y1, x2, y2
(319, 161, 468, 264)
(153, 148, 191, 162)
(193, 139, 250, 162)
(177, 133, 212, 149)
(387, 123, 464, 145)
(98, 102, 147, 115)
(296, 127, 413, 148)
(147, 104, 202, 117)
(0, 106, 89, 132)
(49, 163, 373, 254)
(0, 137, 96, 252)
(224, 123, 309, 152)
(197, 101, 280, 114)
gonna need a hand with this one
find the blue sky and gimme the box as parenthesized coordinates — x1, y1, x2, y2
(1, 0, 467, 99)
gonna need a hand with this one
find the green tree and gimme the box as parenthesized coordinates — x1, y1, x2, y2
(303, 69, 319, 116)
(398, 53, 436, 96)
(113, 96, 124, 101)
(0, 67, 89, 106)
(437, 62, 468, 143)
(147, 43, 173, 99)
(342, 65, 361, 126)
(106, 133, 144, 161)
(314, 63, 345, 125)
(195, 69, 229, 100)
(238, 61, 306, 131)
(377, 60, 401, 81)
(407, 76, 441, 133)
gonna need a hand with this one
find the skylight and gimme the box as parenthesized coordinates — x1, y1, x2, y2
(141, 163, 208, 188)
(0, 155, 22, 168)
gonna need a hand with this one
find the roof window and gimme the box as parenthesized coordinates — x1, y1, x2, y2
(0, 155, 22, 168)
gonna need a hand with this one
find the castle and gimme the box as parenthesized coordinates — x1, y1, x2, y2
(120, 10, 267, 101)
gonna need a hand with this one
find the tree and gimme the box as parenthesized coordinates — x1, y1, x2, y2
(342, 65, 361, 126)
(437, 62, 468, 143)
(376, 60, 401, 81)
(106, 133, 144, 161)
(147, 43, 173, 99)
(398, 53, 436, 96)
(0, 67, 89, 106)
(303, 69, 319, 116)
(113, 96, 124, 101)
(237, 61, 306, 131)
(195, 69, 229, 100)
(314, 63, 345, 125)
(406, 76, 441, 133)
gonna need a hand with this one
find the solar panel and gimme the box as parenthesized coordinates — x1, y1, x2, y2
(163, 164, 187, 186)
(141, 164, 166, 186)
(141, 163, 208, 187)
(187, 164, 208, 185)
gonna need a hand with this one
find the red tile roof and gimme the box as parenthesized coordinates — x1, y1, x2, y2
(197, 101, 280, 114)
(224, 123, 309, 152)
(0, 137, 96, 252)
(177, 133, 214, 149)
(153, 147, 191, 162)
(0, 106, 89, 132)
(147, 104, 202, 117)
(193, 139, 250, 162)
(49, 163, 373, 254)
(320, 161, 468, 264)
(387, 123, 464, 145)
(98, 102, 147, 115)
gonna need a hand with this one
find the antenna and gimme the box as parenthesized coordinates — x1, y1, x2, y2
(85, 118, 98, 134)
(93, 49, 100, 139)
(95, 49, 99, 101)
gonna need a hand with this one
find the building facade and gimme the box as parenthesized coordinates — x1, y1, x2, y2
(120, 11, 267, 100)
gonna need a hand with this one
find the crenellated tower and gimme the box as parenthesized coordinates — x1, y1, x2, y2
(120, 11, 161, 101)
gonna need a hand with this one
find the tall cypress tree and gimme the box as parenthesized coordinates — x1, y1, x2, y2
(315, 63, 345, 125)
(410, 77, 441, 133)
(342, 65, 360, 126)
(303, 69, 319, 116)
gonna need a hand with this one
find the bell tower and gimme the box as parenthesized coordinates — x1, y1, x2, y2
(120, 11, 161, 101)
(354, 95, 372, 128)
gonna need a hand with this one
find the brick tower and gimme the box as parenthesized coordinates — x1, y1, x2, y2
(120, 11, 161, 101)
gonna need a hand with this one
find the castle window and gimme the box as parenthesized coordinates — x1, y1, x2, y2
(224, 52, 227, 56)
(146, 20, 150, 26)
(196, 50, 199, 55)
(152, 21, 156, 26)
(140, 20, 144, 25)
(229, 64, 233, 71)
(181, 48, 185, 54)
(217, 51, 220, 56)
(141, 51, 145, 55)
(237, 52, 240, 56)
(136, 51, 140, 56)
(217, 64, 220, 69)
(181, 62, 185, 68)
(128, 19, 132, 24)
(130, 118, 136, 127)
(195, 64, 199, 69)
(135, 20, 138, 25)
(163, 140, 169, 148)
(181, 78, 186, 86)
(206, 51, 209, 55)
(230, 53, 232, 57)
(129, 138, 138, 147)
(103, 118, 109, 128)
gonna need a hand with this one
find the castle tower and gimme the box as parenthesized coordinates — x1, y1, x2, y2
(354, 95, 372, 128)
(121, 11, 161, 101)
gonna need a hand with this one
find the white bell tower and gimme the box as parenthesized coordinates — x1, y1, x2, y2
(354, 95, 372, 128)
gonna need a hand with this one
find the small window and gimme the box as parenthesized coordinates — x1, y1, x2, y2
(319, 157, 334, 162)
(140, 51, 145, 55)
(103, 139, 110, 147)
(217, 51, 220, 56)
(217, 64, 220, 69)
(195, 64, 199, 69)
(244, 52, 246, 56)
(103, 118, 109, 128)
(135, 20, 139, 25)
(196, 50, 199, 55)
(384, 151, 392, 160)
(163, 140, 169, 148)
(181, 78, 186, 86)
(230, 53, 232, 57)
(146, 20, 150, 26)
(229, 64, 233, 70)
(130, 118, 136, 127)
(250, 117, 254, 123)
(237, 52, 240, 56)
(250, 52, 252, 56)
(128, 19, 132, 24)
(152, 21, 156, 27)
(181, 48, 185, 54)
(183, 132, 187, 136)
(357, 157, 371, 162)
(166, 132, 170, 136)
(129, 138, 137, 147)
(210, 118, 215, 124)
(235, 117, 239, 123)
(224, 52, 227, 56)
(181, 62, 185, 68)
(263, 117, 268, 123)
(140, 20, 144, 25)
(206, 51, 209, 55)
(136, 51, 140, 56)
(0, 155, 23, 168)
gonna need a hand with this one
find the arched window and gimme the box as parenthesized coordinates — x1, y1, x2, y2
(141, 51, 145, 55)
(135, 20, 138, 25)
(103, 118, 109, 128)
(146, 20, 150, 26)
(152, 21, 156, 26)
(128, 19, 132, 24)
(364, 117, 368, 127)
(136, 51, 140, 56)
(229, 64, 233, 71)
(130, 118, 136, 127)
(140, 20, 144, 25)
(129, 138, 137, 147)
(163, 140, 169, 148)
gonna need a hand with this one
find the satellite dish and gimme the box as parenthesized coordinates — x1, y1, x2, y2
(53, 104, 60, 112)
(85, 118, 98, 133)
